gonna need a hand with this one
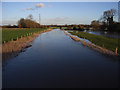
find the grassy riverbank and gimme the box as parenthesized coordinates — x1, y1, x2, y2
(2, 28, 47, 43)
(68, 30, 119, 53)
(2, 28, 52, 61)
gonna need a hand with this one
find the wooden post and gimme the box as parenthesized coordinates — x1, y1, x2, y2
(83, 41, 85, 46)
(17, 37, 19, 40)
(115, 48, 118, 54)
(103, 44, 104, 48)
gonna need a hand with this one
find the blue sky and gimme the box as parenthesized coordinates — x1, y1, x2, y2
(2, 2, 118, 25)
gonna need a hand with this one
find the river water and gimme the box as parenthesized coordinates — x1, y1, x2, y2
(3, 29, 119, 88)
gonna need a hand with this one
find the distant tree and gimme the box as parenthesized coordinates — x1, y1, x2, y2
(100, 21, 108, 30)
(108, 22, 120, 32)
(18, 18, 26, 28)
(78, 26, 83, 31)
(18, 16, 40, 28)
(67, 26, 72, 30)
(65, 24, 68, 27)
(73, 26, 77, 30)
(91, 20, 100, 30)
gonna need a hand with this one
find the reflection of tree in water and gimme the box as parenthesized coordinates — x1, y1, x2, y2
(86, 30, 120, 39)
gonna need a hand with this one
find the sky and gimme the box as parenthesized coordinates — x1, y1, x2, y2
(2, 2, 119, 25)
(1, 0, 120, 2)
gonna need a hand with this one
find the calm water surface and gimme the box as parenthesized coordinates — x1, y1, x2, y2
(83, 30, 120, 39)
(3, 29, 119, 88)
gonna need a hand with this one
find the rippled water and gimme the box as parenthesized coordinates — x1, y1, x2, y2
(3, 29, 119, 88)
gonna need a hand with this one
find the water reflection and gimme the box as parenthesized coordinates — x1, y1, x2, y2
(3, 29, 119, 88)
(84, 30, 120, 39)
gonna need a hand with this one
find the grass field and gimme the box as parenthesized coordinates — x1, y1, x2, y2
(2, 28, 47, 43)
(68, 30, 120, 53)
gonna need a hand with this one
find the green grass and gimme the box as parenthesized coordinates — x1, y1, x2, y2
(61, 27, 68, 29)
(62, 27, 73, 30)
(68, 30, 120, 53)
(2, 28, 47, 43)
(49, 27, 60, 29)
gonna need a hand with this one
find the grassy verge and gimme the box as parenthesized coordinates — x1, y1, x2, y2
(2, 28, 47, 43)
(68, 30, 120, 53)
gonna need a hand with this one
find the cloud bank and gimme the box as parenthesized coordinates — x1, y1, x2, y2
(35, 3, 45, 8)
(25, 3, 45, 11)
(26, 8, 34, 10)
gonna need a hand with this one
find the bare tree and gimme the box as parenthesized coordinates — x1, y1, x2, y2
(27, 14, 33, 20)
(91, 20, 100, 30)
(103, 9, 117, 25)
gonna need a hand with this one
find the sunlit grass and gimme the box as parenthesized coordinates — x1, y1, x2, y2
(68, 30, 119, 53)
(2, 28, 46, 43)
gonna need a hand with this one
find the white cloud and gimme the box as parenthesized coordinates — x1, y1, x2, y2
(26, 8, 34, 10)
(35, 3, 44, 8)
(23, 3, 45, 11)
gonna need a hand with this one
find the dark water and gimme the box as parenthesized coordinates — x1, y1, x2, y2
(3, 29, 119, 88)
(83, 30, 120, 39)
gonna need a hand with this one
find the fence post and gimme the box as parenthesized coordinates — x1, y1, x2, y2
(17, 37, 18, 40)
(115, 48, 118, 54)
(103, 44, 104, 48)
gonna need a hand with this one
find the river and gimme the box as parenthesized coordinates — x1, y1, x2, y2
(3, 29, 119, 88)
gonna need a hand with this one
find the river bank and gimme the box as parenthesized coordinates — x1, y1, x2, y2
(3, 29, 119, 88)
(2, 28, 52, 62)
(62, 29, 119, 56)
(2, 28, 48, 43)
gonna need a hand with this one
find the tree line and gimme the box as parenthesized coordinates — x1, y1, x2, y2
(2, 9, 119, 32)
(91, 9, 120, 32)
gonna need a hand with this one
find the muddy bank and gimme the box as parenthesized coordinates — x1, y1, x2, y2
(62, 29, 119, 56)
(2, 28, 52, 62)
